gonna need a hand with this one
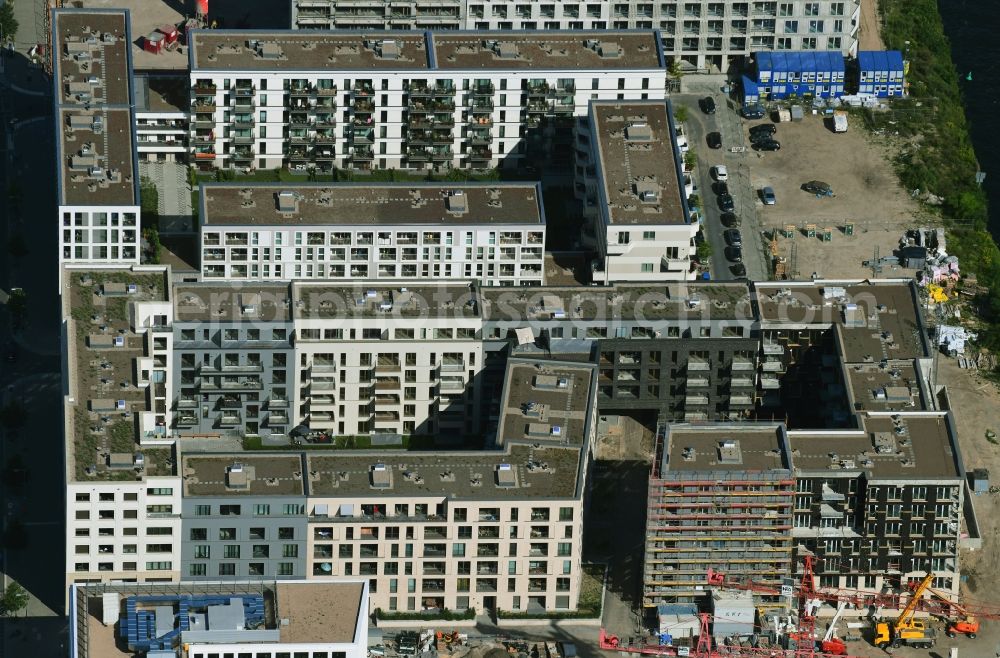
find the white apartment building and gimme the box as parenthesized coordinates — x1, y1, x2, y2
(198, 183, 546, 285)
(187, 30, 667, 172)
(291, 1, 861, 71)
(134, 73, 189, 162)
(62, 265, 182, 597)
(54, 9, 143, 267)
(578, 100, 698, 282)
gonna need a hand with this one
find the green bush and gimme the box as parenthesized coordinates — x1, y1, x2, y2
(375, 607, 475, 621)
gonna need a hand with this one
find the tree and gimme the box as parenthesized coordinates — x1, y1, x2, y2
(0, 582, 29, 617)
(683, 150, 697, 172)
(0, 5, 18, 45)
(667, 58, 685, 80)
(674, 104, 689, 124)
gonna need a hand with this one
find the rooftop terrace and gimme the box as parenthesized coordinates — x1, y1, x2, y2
(591, 101, 687, 226)
(431, 32, 663, 70)
(59, 108, 137, 206)
(479, 282, 755, 323)
(200, 183, 543, 226)
(65, 268, 173, 482)
(498, 362, 595, 448)
(662, 424, 792, 474)
(789, 412, 962, 480)
(182, 455, 306, 496)
(54, 10, 131, 107)
(174, 284, 293, 323)
(190, 31, 430, 71)
(754, 281, 928, 362)
(292, 283, 481, 320)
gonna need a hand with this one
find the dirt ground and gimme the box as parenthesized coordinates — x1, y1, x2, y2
(859, 0, 886, 51)
(745, 113, 927, 279)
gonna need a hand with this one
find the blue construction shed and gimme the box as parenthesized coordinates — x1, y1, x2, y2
(741, 75, 760, 104)
(857, 50, 905, 97)
(751, 50, 846, 100)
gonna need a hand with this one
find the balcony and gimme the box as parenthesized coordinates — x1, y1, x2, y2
(176, 413, 197, 426)
(468, 130, 491, 146)
(315, 113, 336, 127)
(351, 147, 374, 161)
(353, 99, 374, 114)
(289, 84, 314, 97)
(688, 358, 711, 371)
(233, 115, 254, 129)
(468, 148, 492, 163)
(527, 82, 550, 97)
(470, 99, 494, 113)
(234, 85, 255, 97)
(193, 84, 217, 96)
(430, 148, 453, 161)
(406, 82, 456, 97)
(352, 84, 374, 97)
(472, 82, 495, 96)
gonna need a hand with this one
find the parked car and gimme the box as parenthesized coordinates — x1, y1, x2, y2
(707, 132, 722, 149)
(701, 96, 717, 114)
(720, 212, 739, 227)
(713, 181, 730, 195)
(730, 263, 747, 278)
(761, 186, 776, 205)
(749, 123, 777, 139)
(725, 245, 743, 263)
(801, 180, 833, 196)
(724, 229, 742, 247)
(741, 103, 766, 119)
(752, 139, 781, 152)
(712, 165, 729, 181)
(718, 194, 735, 212)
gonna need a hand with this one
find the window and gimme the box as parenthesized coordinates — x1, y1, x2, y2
(278, 527, 295, 539)
(146, 562, 172, 571)
(224, 545, 240, 559)
(190, 528, 207, 541)
(147, 487, 173, 496)
(218, 563, 236, 576)
(641, 263, 654, 273)
(283, 544, 299, 558)
(617, 232, 630, 244)
(642, 231, 655, 240)
(283, 504, 304, 515)
(253, 504, 270, 515)
(189, 564, 207, 577)
(220, 505, 241, 516)
(219, 528, 236, 540)
(195, 505, 211, 516)
(277, 562, 294, 576)
(146, 505, 172, 514)
(195, 545, 211, 559)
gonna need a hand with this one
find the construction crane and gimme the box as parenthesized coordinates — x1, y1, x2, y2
(819, 602, 848, 656)
(927, 587, 978, 639)
(873, 573, 936, 651)
(598, 613, 863, 658)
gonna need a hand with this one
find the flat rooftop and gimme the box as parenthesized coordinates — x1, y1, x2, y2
(174, 284, 293, 323)
(844, 361, 928, 412)
(292, 283, 481, 320)
(480, 282, 755, 323)
(200, 183, 543, 227)
(54, 10, 131, 106)
(59, 108, 136, 206)
(134, 73, 189, 113)
(591, 101, 687, 226)
(498, 362, 595, 448)
(275, 581, 363, 644)
(307, 442, 583, 499)
(754, 282, 928, 361)
(182, 455, 306, 496)
(663, 424, 792, 474)
(789, 413, 962, 480)
(431, 32, 663, 70)
(65, 269, 173, 482)
(190, 31, 431, 71)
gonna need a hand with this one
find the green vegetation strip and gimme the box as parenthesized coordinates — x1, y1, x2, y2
(877, 0, 1000, 348)
(375, 607, 476, 621)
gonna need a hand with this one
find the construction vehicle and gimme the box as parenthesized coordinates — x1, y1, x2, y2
(927, 587, 979, 639)
(873, 574, 936, 650)
(819, 602, 848, 655)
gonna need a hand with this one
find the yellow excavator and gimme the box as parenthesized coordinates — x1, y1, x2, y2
(874, 573, 937, 651)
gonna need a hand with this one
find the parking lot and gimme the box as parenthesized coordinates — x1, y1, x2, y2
(742, 110, 927, 279)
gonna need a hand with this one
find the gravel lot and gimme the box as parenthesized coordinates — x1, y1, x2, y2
(745, 112, 928, 279)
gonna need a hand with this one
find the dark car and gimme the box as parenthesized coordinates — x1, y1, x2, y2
(725, 246, 743, 263)
(730, 263, 747, 278)
(802, 180, 833, 196)
(707, 132, 722, 149)
(701, 96, 717, 114)
(724, 229, 742, 247)
(718, 194, 735, 212)
(749, 123, 777, 139)
(752, 139, 781, 152)
(713, 181, 730, 195)
(741, 103, 766, 120)
(720, 212, 739, 227)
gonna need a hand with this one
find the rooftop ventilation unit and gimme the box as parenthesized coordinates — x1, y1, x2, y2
(370, 463, 392, 489)
(496, 463, 517, 488)
(276, 190, 299, 214)
(239, 292, 260, 316)
(597, 41, 622, 58)
(256, 42, 283, 60)
(377, 39, 400, 59)
(625, 122, 652, 141)
(495, 41, 519, 59)
(717, 439, 743, 464)
(226, 462, 249, 489)
(446, 190, 467, 214)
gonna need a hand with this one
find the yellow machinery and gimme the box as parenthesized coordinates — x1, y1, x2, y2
(874, 574, 937, 650)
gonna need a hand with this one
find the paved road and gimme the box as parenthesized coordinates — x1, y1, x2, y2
(0, 43, 68, 657)
(674, 93, 769, 281)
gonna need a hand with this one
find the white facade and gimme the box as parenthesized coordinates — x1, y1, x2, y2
(135, 112, 188, 161)
(201, 223, 545, 284)
(291, 0, 862, 71)
(66, 479, 184, 588)
(306, 496, 585, 613)
(59, 205, 141, 265)
(188, 30, 667, 172)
